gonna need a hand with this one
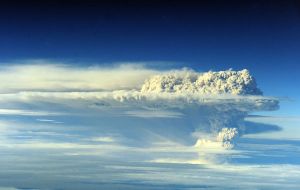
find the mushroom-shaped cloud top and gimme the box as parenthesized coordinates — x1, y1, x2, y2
(141, 69, 262, 95)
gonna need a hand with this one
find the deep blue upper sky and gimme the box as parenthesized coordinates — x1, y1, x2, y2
(0, 0, 299, 114)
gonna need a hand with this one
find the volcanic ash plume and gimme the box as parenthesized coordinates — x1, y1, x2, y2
(141, 69, 262, 95)
(0, 64, 279, 149)
(140, 69, 278, 149)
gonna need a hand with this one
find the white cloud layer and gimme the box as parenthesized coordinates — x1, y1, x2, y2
(0, 62, 279, 149)
(0, 63, 158, 92)
(2, 62, 299, 190)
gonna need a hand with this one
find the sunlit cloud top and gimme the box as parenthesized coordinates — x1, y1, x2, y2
(0, 61, 279, 150)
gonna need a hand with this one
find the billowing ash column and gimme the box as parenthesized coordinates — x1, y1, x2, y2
(140, 69, 278, 149)
(141, 69, 263, 95)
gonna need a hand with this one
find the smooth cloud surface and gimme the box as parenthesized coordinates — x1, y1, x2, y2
(0, 63, 158, 92)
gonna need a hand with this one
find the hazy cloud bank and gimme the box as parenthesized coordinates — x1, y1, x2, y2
(0, 62, 279, 149)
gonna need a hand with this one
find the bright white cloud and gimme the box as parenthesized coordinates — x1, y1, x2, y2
(0, 63, 159, 92)
(0, 62, 279, 150)
(141, 68, 262, 95)
(0, 108, 58, 116)
(216, 128, 239, 149)
(1, 61, 300, 190)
